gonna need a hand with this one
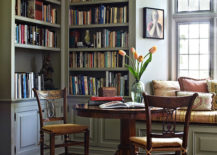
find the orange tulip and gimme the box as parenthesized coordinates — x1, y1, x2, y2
(137, 55, 144, 62)
(134, 52, 139, 59)
(118, 50, 126, 56)
(149, 46, 157, 54)
(131, 47, 136, 54)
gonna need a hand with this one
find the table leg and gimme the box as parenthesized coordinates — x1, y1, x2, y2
(115, 119, 136, 155)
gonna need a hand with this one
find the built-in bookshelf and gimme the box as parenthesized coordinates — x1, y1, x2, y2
(67, 0, 130, 97)
(14, 0, 62, 100)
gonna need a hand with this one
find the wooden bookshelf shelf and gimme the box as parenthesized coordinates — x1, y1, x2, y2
(69, 68, 128, 71)
(45, 0, 61, 5)
(69, 23, 129, 29)
(69, 47, 128, 52)
(15, 16, 61, 28)
(12, 98, 36, 103)
(15, 44, 61, 51)
(70, 0, 128, 6)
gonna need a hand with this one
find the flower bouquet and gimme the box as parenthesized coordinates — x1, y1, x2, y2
(118, 46, 157, 103)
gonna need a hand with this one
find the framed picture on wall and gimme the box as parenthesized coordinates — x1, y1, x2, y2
(143, 7, 164, 39)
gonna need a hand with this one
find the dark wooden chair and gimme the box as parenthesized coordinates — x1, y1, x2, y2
(33, 88, 89, 155)
(130, 92, 198, 155)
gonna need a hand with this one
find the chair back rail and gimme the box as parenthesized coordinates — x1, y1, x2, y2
(33, 88, 67, 128)
(143, 92, 198, 150)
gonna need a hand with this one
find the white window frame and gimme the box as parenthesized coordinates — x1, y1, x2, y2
(169, 0, 217, 80)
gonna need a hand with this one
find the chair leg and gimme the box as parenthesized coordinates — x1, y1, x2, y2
(50, 134, 55, 155)
(40, 132, 44, 155)
(64, 134, 69, 155)
(84, 129, 89, 155)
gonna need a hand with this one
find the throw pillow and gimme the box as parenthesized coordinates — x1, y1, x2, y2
(207, 80, 217, 109)
(152, 80, 180, 97)
(178, 77, 208, 92)
(176, 91, 215, 111)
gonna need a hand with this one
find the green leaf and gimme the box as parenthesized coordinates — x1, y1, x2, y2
(138, 53, 152, 79)
(125, 64, 139, 80)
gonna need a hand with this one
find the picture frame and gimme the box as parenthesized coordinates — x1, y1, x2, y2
(143, 7, 164, 39)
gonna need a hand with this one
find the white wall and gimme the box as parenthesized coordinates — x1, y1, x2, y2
(135, 0, 169, 94)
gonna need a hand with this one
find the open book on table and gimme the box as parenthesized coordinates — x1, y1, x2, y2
(99, 101, 145, 109)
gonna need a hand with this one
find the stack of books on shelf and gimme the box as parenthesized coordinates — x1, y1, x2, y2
(69, 29, 128, 48)
(69, 51, 126, 68)
(69, 5, 128, 25)
(69, 75, 104, 96)
(14, 72, 44, 99)
(15, 24, 57, 47)
(16, 0, 58, 24)
(69, 72, 128, 96)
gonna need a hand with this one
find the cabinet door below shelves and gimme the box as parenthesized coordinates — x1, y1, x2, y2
(15, 110, 39, 155)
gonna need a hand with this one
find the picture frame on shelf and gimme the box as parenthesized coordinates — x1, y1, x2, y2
(143, 7, 164, 39)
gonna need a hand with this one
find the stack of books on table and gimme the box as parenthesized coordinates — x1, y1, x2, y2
(88, 96, 123, 106)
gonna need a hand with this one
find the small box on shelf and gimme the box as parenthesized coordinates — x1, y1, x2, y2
(99, 87, 117, 97)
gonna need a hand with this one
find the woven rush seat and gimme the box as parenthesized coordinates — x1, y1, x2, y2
(130, 137, 182, 148)
(42, 124, 88, 134)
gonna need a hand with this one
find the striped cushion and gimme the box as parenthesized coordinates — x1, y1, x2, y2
(151, 110, 217, 124)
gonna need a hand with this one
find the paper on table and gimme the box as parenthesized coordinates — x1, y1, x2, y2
(99, 101, 145, 109)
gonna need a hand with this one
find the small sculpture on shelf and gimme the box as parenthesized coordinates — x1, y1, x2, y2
(40, 54, 55, 90)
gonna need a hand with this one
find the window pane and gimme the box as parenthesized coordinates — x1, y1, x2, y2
(200, 39, 209, 54)
(200, 71, 209, 78)
(180, 55, 188, 69)
(200, 55, 209, 70)
(189, 24, 199, 38)
(189, 55, 199, 69)
(200, 24, 209, 38)
(189, 39, 199, 54)
(179, 70, 189, 77)
(180, 39, 188, 54)
(178, 0, 188, 12)
(189, 70, 199, 78)
(189, 0, 199, 11)
(200, 0, 210, 10)
(179, 25, 188, 39)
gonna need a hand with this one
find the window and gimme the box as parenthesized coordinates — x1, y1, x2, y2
(177, 0, 211, 12)
(173, 0, 213, 79)
(177, 22, 210, 78)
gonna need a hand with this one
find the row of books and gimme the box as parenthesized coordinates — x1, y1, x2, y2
(14, 72, 44, 99)
(69, 72, 128, 96)
(106, 72, 128, 96)
(15, 24, 57, 48)
(69, 29, 128, 48)
(69, 5, 128, 25)
(16, 0, 58, 24)
(69, 51, 126, 68)
(69, 76, 105, 96)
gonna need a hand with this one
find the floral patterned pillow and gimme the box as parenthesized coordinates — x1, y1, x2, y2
(207, 80, 217, 109)
(176, 91, 215, 111)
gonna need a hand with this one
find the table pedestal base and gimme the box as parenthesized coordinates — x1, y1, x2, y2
(114, 119, 136, 155)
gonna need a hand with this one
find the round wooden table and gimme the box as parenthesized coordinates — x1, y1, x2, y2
(76, 104, 161, 155)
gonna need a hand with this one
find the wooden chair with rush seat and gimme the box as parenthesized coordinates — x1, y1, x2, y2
(129, 92, 198, 155)
(33, 88, 89, 155)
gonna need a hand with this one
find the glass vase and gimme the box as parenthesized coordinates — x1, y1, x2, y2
(131, 80, 145, 103)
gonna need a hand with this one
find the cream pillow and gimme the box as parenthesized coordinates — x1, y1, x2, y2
(176, 91, 215, 111)
(152, 80, 180, 97)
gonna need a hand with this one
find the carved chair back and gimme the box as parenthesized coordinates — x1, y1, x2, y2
(143, 92, 198, 150)
(33, 88, 67, 129)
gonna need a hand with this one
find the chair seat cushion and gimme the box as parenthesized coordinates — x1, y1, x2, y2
(130, 136, 182, 148)
(42, 124, 88, 134)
